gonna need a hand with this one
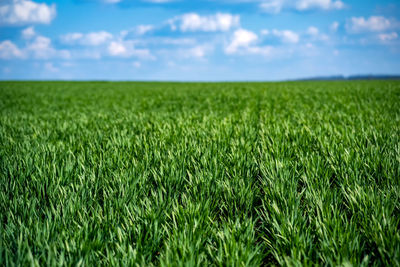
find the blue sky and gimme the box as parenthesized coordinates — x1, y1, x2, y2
(0, 0, 399, 80)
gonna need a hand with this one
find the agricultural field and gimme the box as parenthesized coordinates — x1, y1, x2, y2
(0, 81, 399, 266)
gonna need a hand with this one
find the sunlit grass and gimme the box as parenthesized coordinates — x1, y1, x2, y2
(0, 81, 399, 266)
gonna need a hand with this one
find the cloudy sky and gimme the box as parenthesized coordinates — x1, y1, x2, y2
(0, 0, 399, 80)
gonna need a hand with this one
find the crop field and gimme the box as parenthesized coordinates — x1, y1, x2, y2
(0, 81, 399, 266)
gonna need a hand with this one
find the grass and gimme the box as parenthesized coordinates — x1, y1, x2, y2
(0, 81, 399, 266)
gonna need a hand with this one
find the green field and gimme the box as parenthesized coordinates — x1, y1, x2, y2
(1, 81, 399, 266)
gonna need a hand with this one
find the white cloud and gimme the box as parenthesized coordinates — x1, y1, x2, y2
(225, 28, 273, 56)
(0, 40, 24, 59)
(346, 16, 391, 33)
(189, 46, 207, 58)
(22, 26, 36, 39)
(259, 0, 284, 14)
(84, 32, 113, 45)
(61, 33, 83, 43)
(61, 31, 113, 46)
(108, 41, 154, 59)
(244, 46, 273, 56)
(160, 38, 197, 46)
(272, 29, 300, 43)
(119, 25, 155, 39)
(0, 0, 56, 25)
(258, 0, 347, 13)
(378, 32, 398, 42)
(108, 41, 128, 56)
(44, 62, 58, 72)
(307, 26, 319, 36)
(296, 0, 344, 11)
(103, 0, 121, 3)
(167, 45, 212, 60)
(184, 45, 213, 58)
(305, 26, 329, 41)
(330, 21, 339, 32)
(225, 28, 258, 54)
(119, 36, 198, 47)
(27, 35, 70, 59)
(169, 13, 240, 32)
(136, 25, 154, 35)
(0, 34, 70, 60)
(305, 42, 313, 48)
(156, 41, 214, 61)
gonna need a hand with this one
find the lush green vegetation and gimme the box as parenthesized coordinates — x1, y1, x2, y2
(1, 81, 399, 266)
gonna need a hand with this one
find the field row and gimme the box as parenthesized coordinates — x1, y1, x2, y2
(1, 81, 399, 266)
